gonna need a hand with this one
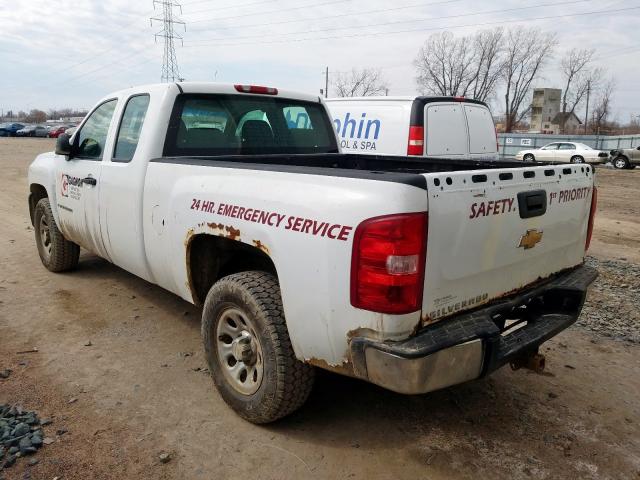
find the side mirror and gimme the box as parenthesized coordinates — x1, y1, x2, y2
(55, 133, 73, 158)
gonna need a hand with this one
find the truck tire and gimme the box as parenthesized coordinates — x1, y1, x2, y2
(613, 156, 630, 170)
(33, 198, 80, 272)
(201, 271, 315, 423)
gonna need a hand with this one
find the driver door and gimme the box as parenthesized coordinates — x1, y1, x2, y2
(55, 99, 117, 258)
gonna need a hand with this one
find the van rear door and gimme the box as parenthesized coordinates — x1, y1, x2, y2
(424, 103, 467, 157)
(464, 103, 498, 159)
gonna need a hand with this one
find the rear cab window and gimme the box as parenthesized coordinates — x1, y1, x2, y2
(164, 94, 338, 157)
(113, 94, 150, 162)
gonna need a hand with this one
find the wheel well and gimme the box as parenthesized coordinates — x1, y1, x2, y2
(187, 234, 277, 305)
(29, 184, 48, 225)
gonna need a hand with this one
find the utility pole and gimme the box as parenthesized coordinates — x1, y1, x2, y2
(324, 67, 329, 98)
(151, 1, 185, 83)
(583, 79, 591, 135)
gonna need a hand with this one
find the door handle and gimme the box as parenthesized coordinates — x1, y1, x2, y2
(82, 177, 97, 186)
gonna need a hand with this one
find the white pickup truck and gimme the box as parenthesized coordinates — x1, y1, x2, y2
(28, 83, 598, 423)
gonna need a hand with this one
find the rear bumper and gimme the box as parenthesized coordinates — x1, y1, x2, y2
(349, 265, 597, 394)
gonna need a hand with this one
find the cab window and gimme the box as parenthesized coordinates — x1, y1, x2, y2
(165, 94, 338, 156)
(75, 99, 117, 160)
(113, 95, 150, 163)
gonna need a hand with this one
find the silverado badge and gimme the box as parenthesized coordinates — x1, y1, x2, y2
(518, 229, 543, 249)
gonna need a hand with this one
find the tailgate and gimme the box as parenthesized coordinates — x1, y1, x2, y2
(422, 164, 594, 323)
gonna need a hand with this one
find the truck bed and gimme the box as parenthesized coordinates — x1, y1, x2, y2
(152, 153, 527, 189)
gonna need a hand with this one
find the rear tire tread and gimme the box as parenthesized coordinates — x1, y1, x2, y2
(202, 271, 314, 423)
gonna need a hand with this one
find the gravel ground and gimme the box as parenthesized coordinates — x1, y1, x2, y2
(579, 256, 640, 343)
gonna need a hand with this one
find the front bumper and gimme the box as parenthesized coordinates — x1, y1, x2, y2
(349, 265, 597, 394)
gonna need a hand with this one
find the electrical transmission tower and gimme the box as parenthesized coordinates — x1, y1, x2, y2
(151, 1, 185, 83)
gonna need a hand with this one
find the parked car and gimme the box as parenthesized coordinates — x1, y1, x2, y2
(17, 125, 49, 137)
(0, 123, 25, 137)
(326, 96, 499, 160)
(609, 146, 640, 169)
(28, 82, 597, 423)
(515, 142, 608, 164)
(48, 125, 69, 138)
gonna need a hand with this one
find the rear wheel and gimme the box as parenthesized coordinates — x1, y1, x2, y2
(570, 156, 584, 164)
(523, 153, 535, 162)
(33, 198, 80, 272)
(613, 156, 630, 170)
(202, 271, 315, 423)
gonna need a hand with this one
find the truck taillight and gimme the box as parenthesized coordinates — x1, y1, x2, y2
(351, 212, 428, 314)
(407, 126, 424, 156)
(234, 84, 278, 95)
(585, 186, 597, 251)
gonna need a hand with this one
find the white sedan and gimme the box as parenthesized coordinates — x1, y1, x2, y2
(515, 142, 609, 164)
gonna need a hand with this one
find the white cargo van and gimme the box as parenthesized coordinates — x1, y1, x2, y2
(326, 96, 499, 160)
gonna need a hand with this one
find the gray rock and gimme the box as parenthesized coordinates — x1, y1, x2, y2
(0, 369, 11, 379)
(13, 423, 30, 436)
(159, 452, 171, 464)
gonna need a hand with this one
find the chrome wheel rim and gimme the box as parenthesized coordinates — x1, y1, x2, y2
(615, 158, 626, 169)
(39, 215, 52, 260)
(216, 307, 264, 395)
(572, 157, 584, 163)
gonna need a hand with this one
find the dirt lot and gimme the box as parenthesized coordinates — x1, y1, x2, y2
(1, 138, 639, 480)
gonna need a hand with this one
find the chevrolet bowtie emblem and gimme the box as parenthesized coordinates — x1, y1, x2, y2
(518, 229, 543, 249)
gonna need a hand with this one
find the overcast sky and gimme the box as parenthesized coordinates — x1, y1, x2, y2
(1, 0, 639, 123)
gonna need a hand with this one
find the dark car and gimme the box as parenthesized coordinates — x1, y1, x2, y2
(16, 125, 49, 137)
(0, 123, 25, 137)
(610, 146, 640, 169)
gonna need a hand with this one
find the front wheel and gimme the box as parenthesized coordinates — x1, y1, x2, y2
(570, 156, 584, 164)
(523, 153, 535, 162)
(33, 198, 80, 272)
(613, 156, 630, 169)
(202, 271, 315, 423)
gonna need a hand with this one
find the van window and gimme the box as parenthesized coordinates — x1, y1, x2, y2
(425, 104, 466, 156)
(464, 104, 497, 155)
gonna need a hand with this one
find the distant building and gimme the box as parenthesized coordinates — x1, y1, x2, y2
(551, 112, 582, 134)
(530, 88, 561, 133)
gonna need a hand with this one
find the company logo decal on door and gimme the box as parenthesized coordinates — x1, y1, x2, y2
(60, 173, 82, 200)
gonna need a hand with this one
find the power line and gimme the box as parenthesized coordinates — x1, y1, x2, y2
(187, 0, 348, 24)
(182, 0, 274, 15)
(151, 0, 186, 82)
(189, 0, 462, 33)
(184, 5, 640, 48)
(188, 0, 595, 44)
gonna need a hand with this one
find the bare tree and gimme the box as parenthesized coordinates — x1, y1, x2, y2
(334, 68, 389, 97)
(502, 28, 557, 132)
(414, 29, 504, 101)
(25, 109, 47, 123)
(590, 79, 615, 134)
(559, 48, 602, 133)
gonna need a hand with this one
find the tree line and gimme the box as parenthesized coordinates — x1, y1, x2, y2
(333, 27, 620, 134)
(2, 108, 88, 124)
